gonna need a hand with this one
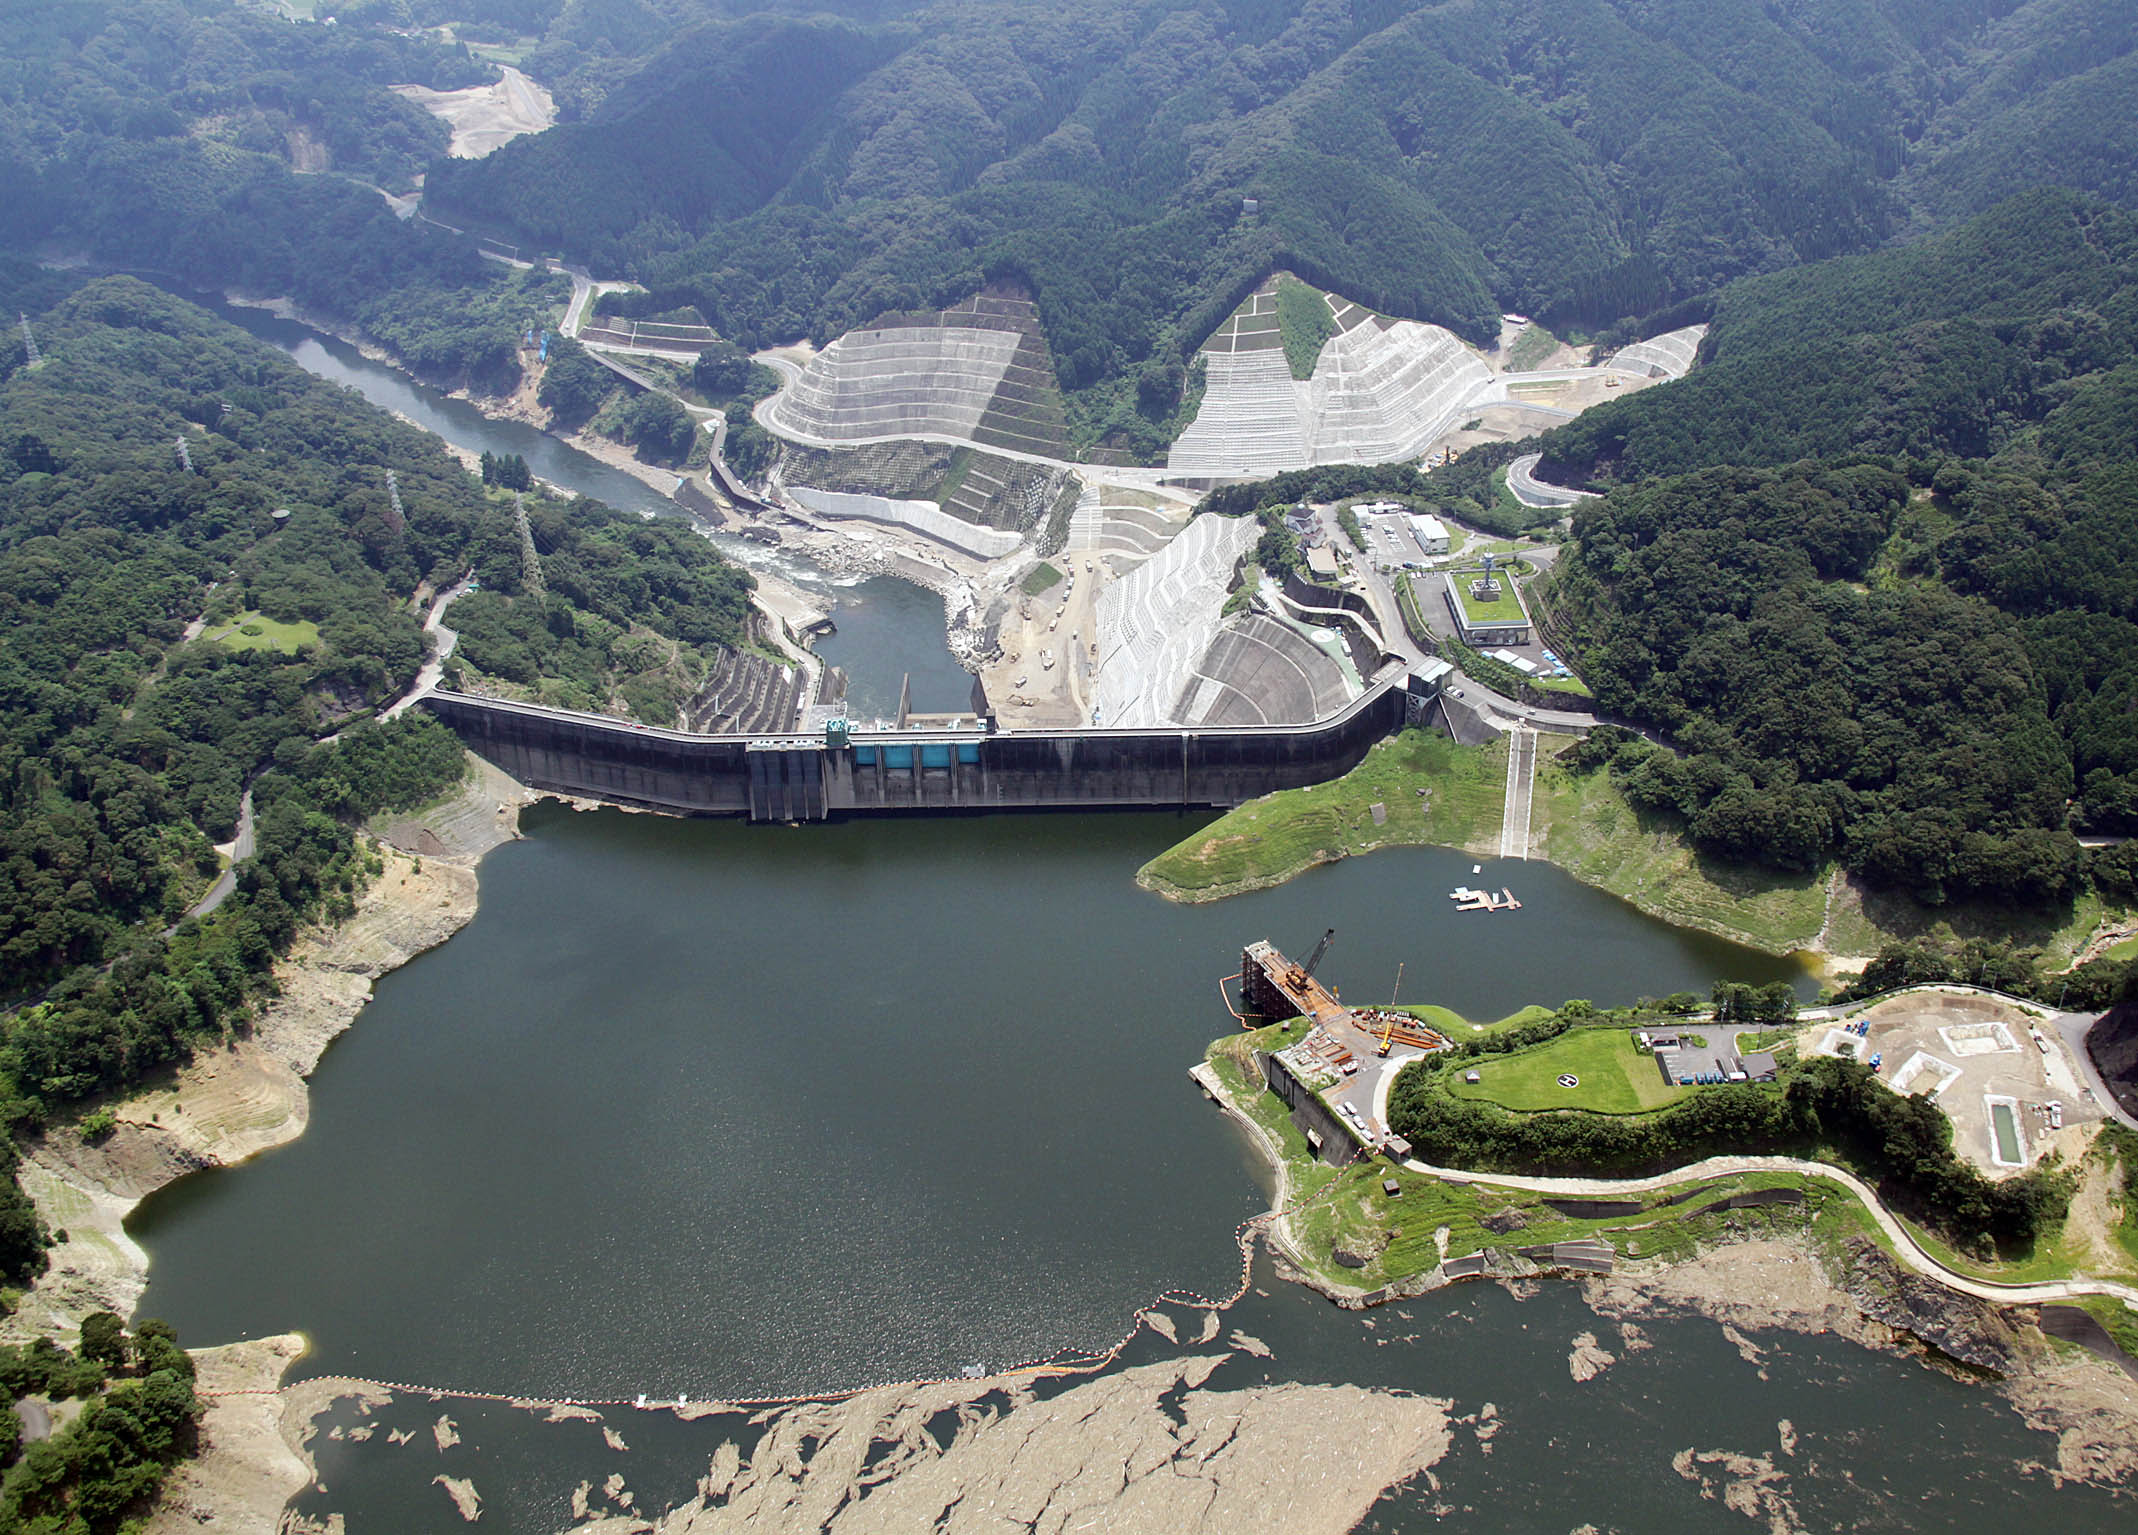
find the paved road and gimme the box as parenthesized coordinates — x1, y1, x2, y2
(173, 787, 253, 929)
(557, 266, 638, 340)
(1369, 1107, 2138, 1311)
(1506, 452, 1593, 509)
(1499, 725, 1536, 858)
(2055, 1011, 2138, 1131)
(383, 574, 474, 722)
(1321, 1045, 2138, 1314)
(1394, 1149, 2138, 1308)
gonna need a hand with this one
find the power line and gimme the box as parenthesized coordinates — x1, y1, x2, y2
(383, 468, 407, 535)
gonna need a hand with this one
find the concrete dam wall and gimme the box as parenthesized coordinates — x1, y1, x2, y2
(422, 674, 1423, 820)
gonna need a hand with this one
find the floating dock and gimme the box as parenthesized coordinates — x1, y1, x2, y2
(1449, 886, 1521, 912)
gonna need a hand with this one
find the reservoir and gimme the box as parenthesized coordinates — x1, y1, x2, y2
(142, 295, 2133, 1532)
(131, 808, 1803, 1398)
(125, 808, 2132, 1533)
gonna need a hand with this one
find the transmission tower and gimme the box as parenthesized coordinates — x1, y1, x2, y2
(382, 468, 407, 535)
(18, 314, 39, 366)
(513, 491, 545, 595)
(174, 436, 193, 474)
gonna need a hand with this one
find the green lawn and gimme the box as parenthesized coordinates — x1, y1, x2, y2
(1196, 1026, 1956, 1296)
(1021, 562, 1062, 595)
(204, 611, 320, 654)
(1506, 324, 1561, 371)
(1445, 568, 1531, 630)
(1391, 1002, 1556, 1037)
(1537, 750, 1832, 955)
(1446, 1027, 1677, 1114)
(1138, 730, 1507, 901)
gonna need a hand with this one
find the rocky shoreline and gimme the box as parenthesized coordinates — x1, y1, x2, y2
(3, 759, 533, 1531)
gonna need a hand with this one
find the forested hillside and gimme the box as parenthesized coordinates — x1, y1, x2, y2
(1538, 190, 2138, 485)
(422, 0, 2136, 450)
(1532, 186, 2138, 911)
(0, 1, 555, 390)
(0, 271, 754, 1283)
(8, 2, 2137, 457)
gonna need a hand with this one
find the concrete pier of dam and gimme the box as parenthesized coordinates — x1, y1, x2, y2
(421, 666, 1447, 820)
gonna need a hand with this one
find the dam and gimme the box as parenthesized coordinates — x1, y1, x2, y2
(420, 664, 1445, 820)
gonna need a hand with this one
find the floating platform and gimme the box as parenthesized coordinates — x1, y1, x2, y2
(1450, 886, 1521, 912)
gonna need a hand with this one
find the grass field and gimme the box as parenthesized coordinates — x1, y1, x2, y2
(1021, 562, 1062, 595)
(1275, 276, 1337, 380)
(1138, 730, 1507, 901)
(205, 611, 320, 654)
(1198, 1027, 1876, 1293)
(1506, 324, 1561, 371)
(1537, 748, 1832, 955)
(1445, 568, 1530, 630)
(1446, 1026, 1677, 1114)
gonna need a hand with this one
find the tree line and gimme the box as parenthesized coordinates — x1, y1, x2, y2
(0, 276, 758, 1288)
(1386, 1007, 2066, 1256)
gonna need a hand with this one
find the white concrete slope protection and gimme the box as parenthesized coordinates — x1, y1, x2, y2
(1609, 324, 1706, 379)
(1167, 320, 1494, 478)
(1092, 514, 1259, 728)
(764, 325, 1023, 444)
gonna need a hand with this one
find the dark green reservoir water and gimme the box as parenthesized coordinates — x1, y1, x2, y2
(132, 808, 1802, 1397)
(132, 297, 2130, 1533)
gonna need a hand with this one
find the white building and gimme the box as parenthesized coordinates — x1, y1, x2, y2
(1409, 513, 1449, 555)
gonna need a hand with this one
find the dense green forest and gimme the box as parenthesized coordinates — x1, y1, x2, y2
(1522, 184, 2138, 908)
(1537, 191, 2138, 485)
(0, 0, 561, 390)
(0, 271, 754, 1288)
(7, 2, 2137, 455)
(0, 1314, 201, 1532)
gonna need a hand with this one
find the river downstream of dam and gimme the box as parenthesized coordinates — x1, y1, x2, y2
(125, 808, 2135, 1532)
(195, 292, 980, 717)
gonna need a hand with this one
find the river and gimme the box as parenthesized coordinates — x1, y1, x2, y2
(196, 294, 973, 714)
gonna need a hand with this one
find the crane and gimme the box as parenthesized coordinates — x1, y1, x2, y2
(1300, 928, 1336, 982)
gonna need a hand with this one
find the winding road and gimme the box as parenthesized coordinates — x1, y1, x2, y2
(383, 574, 474, 722)
(1336, 1011, 2138, 1314)
(1505, 452, 1593, 509)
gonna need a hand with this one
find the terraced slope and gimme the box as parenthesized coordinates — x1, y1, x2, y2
(1167, 280, 1496, 476)
(1609, 325, 1707, 379)
(1177, 613, 1354, 726)
(687, 650, 801, 733)
(1092, 514, 1258, 727)
(762, 294, 1071, 459)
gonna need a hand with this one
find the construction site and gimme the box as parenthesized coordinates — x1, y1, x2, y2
(1232, 933, 1452, 1167)
(550, 269, 1712, 745)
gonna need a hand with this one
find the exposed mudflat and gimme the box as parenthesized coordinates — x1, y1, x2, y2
(5, 760, 529, 1524)
(1586, 1235, 2138, 1494)
(556, 1355, 1451, 1535)
(142, 1334, 311, 1534)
